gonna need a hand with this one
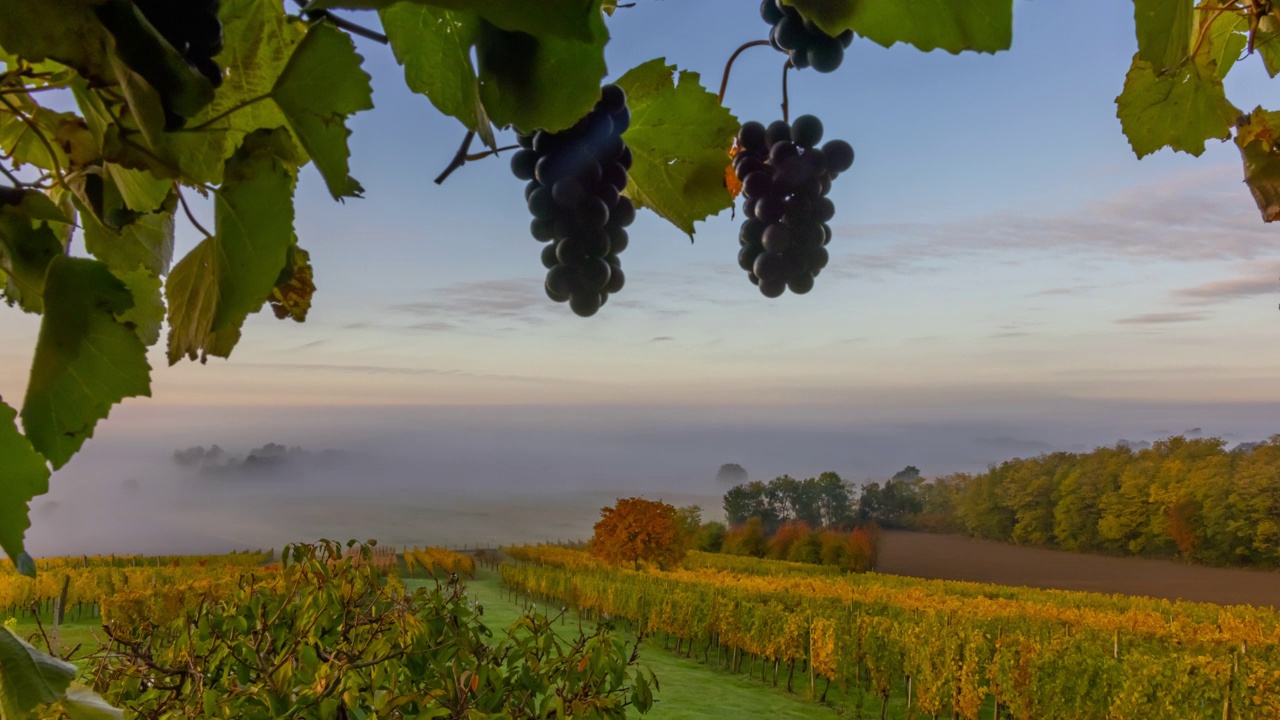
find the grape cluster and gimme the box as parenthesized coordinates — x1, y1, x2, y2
(509, 84, 635, 318)
(761, 0, 853, 73)
(733, 115, 854, 298)
(134, 0, 224, 89)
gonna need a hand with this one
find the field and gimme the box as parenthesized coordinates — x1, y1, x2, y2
(8, 540, 1280, 718)
(878, 530, 1280, 607)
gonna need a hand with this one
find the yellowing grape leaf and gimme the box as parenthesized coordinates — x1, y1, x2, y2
(166, 128, 299, 363)
(1115, 54, 1237, 159)
(726, 142, 743, 200)
(1235, 108, 1280, 222)
(0, 401, 49, 576)
(21, 257, 152, 470)
(615, 59, 741, 239)
(272, 22, 373, 199)
(269, 246, 315, 322)
(381, 4, 496, 148)
(782, 0, 1013, 54)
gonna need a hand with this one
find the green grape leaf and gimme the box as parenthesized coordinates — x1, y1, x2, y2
(1134, 0, 1192, 72)
(272, 22, 372, 200)
(166, 128, 299, 363)
(104, 164, 173, 214)
(0, 400, 50, 577)
(615, 59, 740, 239)
(306, 0, 600, 42)
(78, 191, 176, 279)
(0, 190, 72, 314)
(21, 256, 152, 470)
(0, 628, 76, 715)
(0, 0, 115, 83)
(1235, 108, 1280, 222)
(1200, 8, 1247, 80)
(143, 0, 306, 185)
(59, 684, 124, 720)
(1115, 54, 1237, 159)
(380, 4, 496, 148)
(1254, 15, 1280, 78)
(781, 0, 1013, 54)
(269, 246, 316, 323)
(475, 9, 609, 134)
(116, 268, 165, 347)
(0, 98, 97, 175)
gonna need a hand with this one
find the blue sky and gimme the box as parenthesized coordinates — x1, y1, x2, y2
(3, 0, 1279, 459)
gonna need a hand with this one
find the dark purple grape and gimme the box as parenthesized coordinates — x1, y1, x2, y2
(791, 115, 823, 149)
(822, 140, 854, 173)
(510, 149, 539, 180)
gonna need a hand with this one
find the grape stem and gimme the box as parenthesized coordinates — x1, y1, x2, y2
(293, 0, 389, 44)
(0, 94, 68, 192)
(175, 186, 214, 240)
(0, 163, 23, 187)
(781, 59, 793, 123)
(718, 40, 774, 103)
(464, 145, 520, 161)
(434, 130, 476, 185)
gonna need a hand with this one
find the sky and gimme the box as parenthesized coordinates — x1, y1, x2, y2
(3, 1, 1280, 553)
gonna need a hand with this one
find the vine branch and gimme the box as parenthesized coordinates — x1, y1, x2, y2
(434, 130, 476, 185)
(175, 186, 214, 239)
(781, 59, 793, 123)
(718, 40, 773, 103)
(292, 0, 389, 44)
(465, 144, 520, 161)
(0, 163, 23, 187)
(0, 94, 68, 191)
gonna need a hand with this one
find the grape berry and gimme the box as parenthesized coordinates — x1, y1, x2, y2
(761, 0, 853, 73)
(509, 84, 635, 317)
(135, 0, 224, 89)
(734, 115, 853, 298)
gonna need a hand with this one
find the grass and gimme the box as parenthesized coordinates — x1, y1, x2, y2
(411, 568, 930, 720)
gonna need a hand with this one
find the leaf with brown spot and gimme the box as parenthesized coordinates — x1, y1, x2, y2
(269, 246, 315, 323)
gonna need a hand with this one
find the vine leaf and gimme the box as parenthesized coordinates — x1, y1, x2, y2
(166, 128, 299, 363)
(781, 0, 1013, 54)
(615, 59, 741, 239)
(104, 164, 173, 214)
(1200, 8, 1247, 80)
(1235, 108, 1280, 222)
(78, 190, 177, 279)
(116, 268, 166, 347)
(1115, 55, 1237, 159)
(0, 0, 115, 83)
(0, 191, 72, 314)
(0, 99, 97, 175)
(0, 401, 49, 577)
(0, 628, 76, 714)
(1254, 16, 1280, 78)
(146, 0, 306, 185)
(272, 22, 373, 200)
(380, 4, 496, 148)
(21, 256, 152, 470)
(306, 0, 600, 43)
(474, 6, 609, 135)
(269, 246, 316, 322)
(1133, 0, 1192, 73)
(59, 684, 124, 720)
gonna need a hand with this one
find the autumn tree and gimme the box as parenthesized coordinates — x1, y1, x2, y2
(590, 497, 685, 568)
(716, 463, 749, 484)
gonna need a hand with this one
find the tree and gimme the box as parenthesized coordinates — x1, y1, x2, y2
(786, 530, 824, 565)
(674, 504, 703, 549)
(590, 497, 685, 568)
(716, 463, 748, 484)
(767, 520, 812, 560)
(696, 521, 727, 553)
(721, 517, 768, 558)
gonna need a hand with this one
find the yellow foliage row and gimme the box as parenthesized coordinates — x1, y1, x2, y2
(0, 550, 272, 574)
(404, 547, 475, 579)
(502, 549, 1280, 720)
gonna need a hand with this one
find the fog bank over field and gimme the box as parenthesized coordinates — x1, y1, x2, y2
(23, 400, 1278, 557)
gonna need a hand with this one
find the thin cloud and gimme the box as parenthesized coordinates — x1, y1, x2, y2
(1030, 285, 1096, 297)
(1115, 311, 1209, 325)
(235, 362, 577, 385)
(650, 336, 674, 342)
(1173, 275, 1277, 306)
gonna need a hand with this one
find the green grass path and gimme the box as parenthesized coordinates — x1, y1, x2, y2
(411, 568, 920, 720)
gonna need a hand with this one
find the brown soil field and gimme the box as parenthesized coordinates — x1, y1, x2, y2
(878, 530, 1280, 607)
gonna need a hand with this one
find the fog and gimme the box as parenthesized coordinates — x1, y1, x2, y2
(24, 399, 1279, 557)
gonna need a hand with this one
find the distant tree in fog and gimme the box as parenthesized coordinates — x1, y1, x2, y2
(716, 463, 748, 484)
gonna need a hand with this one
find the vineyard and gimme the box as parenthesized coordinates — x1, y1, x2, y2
(502, 545, 1280, 719)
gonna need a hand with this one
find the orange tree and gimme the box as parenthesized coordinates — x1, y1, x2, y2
(590, 497, 685, 569)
